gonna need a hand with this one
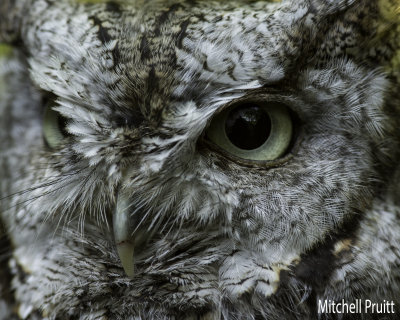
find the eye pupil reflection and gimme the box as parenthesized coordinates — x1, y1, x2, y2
(225, 104, 271, 150)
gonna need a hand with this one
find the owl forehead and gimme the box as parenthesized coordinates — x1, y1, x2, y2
(25, 0, 304, 116)
(92, 0, 293, 115)
(25, 0, 360, 124)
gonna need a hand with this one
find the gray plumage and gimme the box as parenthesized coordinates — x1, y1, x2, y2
(0, 0, 399, 319)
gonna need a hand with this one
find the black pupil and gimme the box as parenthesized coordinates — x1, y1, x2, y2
(57, 114, 69, 137)
(225, 104, 271, 150)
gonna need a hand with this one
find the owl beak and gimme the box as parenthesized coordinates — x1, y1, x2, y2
(113, 193, 135, 278)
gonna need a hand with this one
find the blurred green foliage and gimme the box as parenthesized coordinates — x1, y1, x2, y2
(0, 43, 12, 57)
(0, 43, 11, 95)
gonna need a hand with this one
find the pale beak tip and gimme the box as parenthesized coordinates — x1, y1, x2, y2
(117, 242, 135, 278)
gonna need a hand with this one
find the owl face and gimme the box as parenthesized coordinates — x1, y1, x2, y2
(1, 0, 400, 319)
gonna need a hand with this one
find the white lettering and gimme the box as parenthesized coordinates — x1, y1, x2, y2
(318, 299, 328, 313)
(365, 299, 372, 312)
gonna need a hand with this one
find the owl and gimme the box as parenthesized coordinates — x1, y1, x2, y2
(0, 0, 400, 319)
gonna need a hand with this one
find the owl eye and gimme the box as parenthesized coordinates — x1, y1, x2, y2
(205, 101, 293, 162)
(43, 100, 69, 149)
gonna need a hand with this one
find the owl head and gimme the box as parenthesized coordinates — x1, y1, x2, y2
(1, 0, 399, 319)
